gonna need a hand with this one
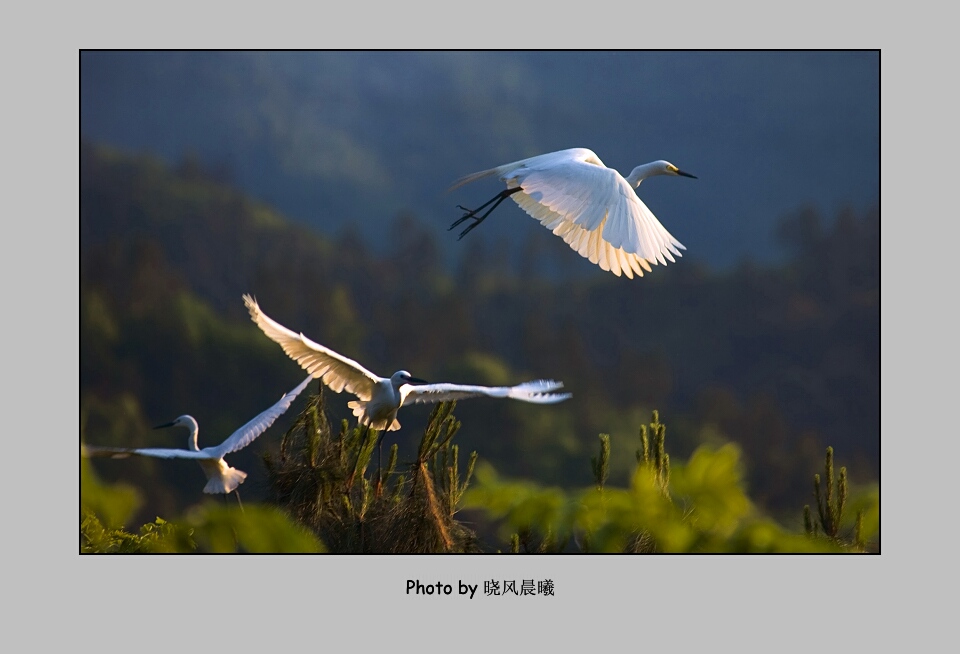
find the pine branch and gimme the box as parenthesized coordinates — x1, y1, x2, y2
(591, 433, 610, 490)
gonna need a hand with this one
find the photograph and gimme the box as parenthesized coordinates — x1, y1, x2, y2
(80, 50, 879, 556)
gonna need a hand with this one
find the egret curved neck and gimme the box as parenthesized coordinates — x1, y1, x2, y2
(625, 162, 663, 188)
(183, 417, 200, 451)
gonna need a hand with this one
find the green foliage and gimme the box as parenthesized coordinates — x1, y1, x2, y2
(82, 397, 878, 553)
(803, 446, 879, 551)
(81, 448, 325, 554)
(591, 434, 610, 490)
(465, 411, 852, 553)
(81, 513, 184, 554)
(262, 388, 481, 553)
(636, 410, 670, 498)
(81, 454, 188, 552)
(80, 455, 143, 531)
(177, 504, 325, 553)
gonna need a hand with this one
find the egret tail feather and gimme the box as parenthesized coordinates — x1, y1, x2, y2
(204, 467, 248, 494)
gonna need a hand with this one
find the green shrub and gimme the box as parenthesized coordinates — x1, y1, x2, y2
(262, 388, 481, 553)
(465, 411, 858, 553)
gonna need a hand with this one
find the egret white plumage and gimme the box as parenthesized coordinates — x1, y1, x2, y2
(449, 147, 696, 278)
(243, 294, 571, 435)
(83, 375, 312, 500)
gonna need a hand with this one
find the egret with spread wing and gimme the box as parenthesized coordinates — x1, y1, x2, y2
(449, 147, 696, 278)
(242, 294, 570, 434)
(84, 375, 312, 501)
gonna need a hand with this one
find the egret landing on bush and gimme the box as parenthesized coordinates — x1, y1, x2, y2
(84, 375, 312, 507)
(243, 294, 571, 468)
(243, 294, 570, 429)
(449, 147, 696, 278)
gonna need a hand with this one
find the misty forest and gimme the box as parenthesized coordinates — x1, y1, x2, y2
(80, 52, 879, 553)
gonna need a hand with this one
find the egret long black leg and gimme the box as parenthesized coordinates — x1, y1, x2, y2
(450, 187, 523, 239)
(449, 191, 508, 229)
(376, 430, 386, 484)
(234, 490, 245, 514)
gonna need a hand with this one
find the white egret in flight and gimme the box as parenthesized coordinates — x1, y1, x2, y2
(84, 375, 312, 504)
(242, 294, 571, 434)
(449, 147, 696, 278)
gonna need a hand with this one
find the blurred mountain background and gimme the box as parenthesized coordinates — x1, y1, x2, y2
(80, 51, 879, 529)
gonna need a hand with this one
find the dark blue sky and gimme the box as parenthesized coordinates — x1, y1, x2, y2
(80, 51, 879, 271)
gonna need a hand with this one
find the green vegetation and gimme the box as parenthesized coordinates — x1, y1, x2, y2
(262, 389, 481, 553)
(463, 411, 877, 553)
(81, 456, 325, 553)
(803, 446, 879, 551)
(82, 401, 878, 553)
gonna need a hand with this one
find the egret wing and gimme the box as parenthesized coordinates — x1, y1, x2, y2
(512, 191, 654, 278)
(83, 445, 215, 460)
(401, 379, 571, 406)
(212, 374, 312, 457)
(244, 295, 379, 400)
(448, 149, 594, 191)
(508, 158, 685, 266)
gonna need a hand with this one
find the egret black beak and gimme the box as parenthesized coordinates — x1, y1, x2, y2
(407, 377, 429, 384)
(676, 169, 697, 179)
(153, 421, 176, 430)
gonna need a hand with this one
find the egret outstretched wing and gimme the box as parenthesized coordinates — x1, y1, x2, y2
(508, 159, 685, 265)
(211, 374, 312, 457)
(244, 295, 571, 436)
(83, 375, 311, 460)
(84, 375, 309, 496)
(83, 445, 216, 460)
(511, 185, 656, 278)
(401, 379, 571, 406)
(244, 294, 380, 400)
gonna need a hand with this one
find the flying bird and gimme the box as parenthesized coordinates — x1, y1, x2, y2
(83, 375, 312, 499)
(449, 147, 696, 278)
(243, 294, 571, 434)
